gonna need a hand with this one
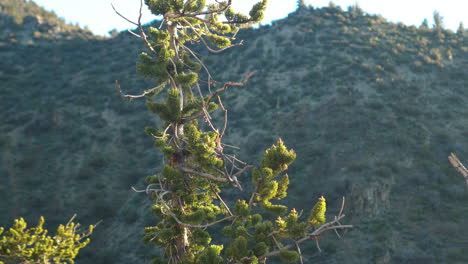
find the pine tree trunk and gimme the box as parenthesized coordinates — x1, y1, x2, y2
(172, 197, 189, 262)
(168, 22, 190, 263)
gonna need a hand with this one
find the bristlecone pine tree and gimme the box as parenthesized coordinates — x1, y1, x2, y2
(114, 1, 352, 263)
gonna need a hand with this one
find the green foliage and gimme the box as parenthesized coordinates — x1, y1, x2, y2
(196, 245, 224, 264)
(279, 250, 299, 263)
(275, 174, 289, 199)
(260, 138, 296, 174)
(0, 217, 93, 264)
(206, 34, 232, 48)
(183, 122, 223, 169)
(225, 7, 249, 24)
(309, 196, 327, 228)
(145, 0, 173, 16)
(136, 52, 169, 82)
(226, 236, 248, 260)
(184, 0, 206, 13)
(146, 88, 181, 122)
(249, 0, 268, 22)
(175, 72, 198, 88)
(253, 242, 269, 256)
(181, 54, 202, 72)
(148, 27, 170, 43)
(248, 140, 296, 216)
(234, 200, 250, 216)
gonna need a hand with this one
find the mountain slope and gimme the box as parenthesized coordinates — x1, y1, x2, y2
(0, 0, 97, 45)
(0, 3, 467, 264)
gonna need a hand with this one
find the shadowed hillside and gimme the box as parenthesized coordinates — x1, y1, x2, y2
(0, 2, 467, 263)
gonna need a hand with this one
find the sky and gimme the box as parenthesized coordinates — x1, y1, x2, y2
(32, 0, 467, 36)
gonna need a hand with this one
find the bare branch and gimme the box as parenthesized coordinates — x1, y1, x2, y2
(221, 143, 240, 150)
(315, 239, 322, 252)
(218, 96, 228, 140)
(111, 3, 138, 26)
(183, 72, 256, 122)
(113, 0, 158, 56)
(137, 0, 158, 55)
(180, 44, 214, 93)
(179, 167, 229, 183)
(339, 196, 346, 217)
(448, 152, 468, 186)
(232, 164, 253, 178)
(207, 71, 256, 104)
(210, 183, 233, 216)
(66, 214, 77, 226)
(127, 29, 142, 38)
(225, 154, 247, 165)
(115, 80, 169, 101)
(295, 241, 304, 264)
(138, 0, 143, 24)
(248, 186, 258, 209)
(131, 183, 163, 194)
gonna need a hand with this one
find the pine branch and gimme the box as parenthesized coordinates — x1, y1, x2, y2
(260, 215, 352, 260)
(181, 18, 243, 54)
(260, 198, 353, 261)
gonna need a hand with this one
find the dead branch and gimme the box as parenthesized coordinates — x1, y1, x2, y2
(210, 183, 233, 216)
(448, 152, 468, 187)
(114, 0, 158, 56)
(248, 186, 258, 210)
(179, 167, 229, 183)
(111, 3, 138, 26)
(127, 29, 142, 38)
(295, 241, 304, 264)
(115, 80, 169, 101)
(218, 96, 228, 140)
(232, 164, 253, 178)
(183, 71, 256, 122)
(180, 44, 214, 93)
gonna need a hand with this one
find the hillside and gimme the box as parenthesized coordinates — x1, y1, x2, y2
(0, 2, 467, 264)
(0, 0, 97, 45)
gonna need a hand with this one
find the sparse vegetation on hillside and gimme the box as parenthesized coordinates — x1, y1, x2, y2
(0, 0, 97, 45)
(0, 1, 466, 264)
(0, 0, 64, 24)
